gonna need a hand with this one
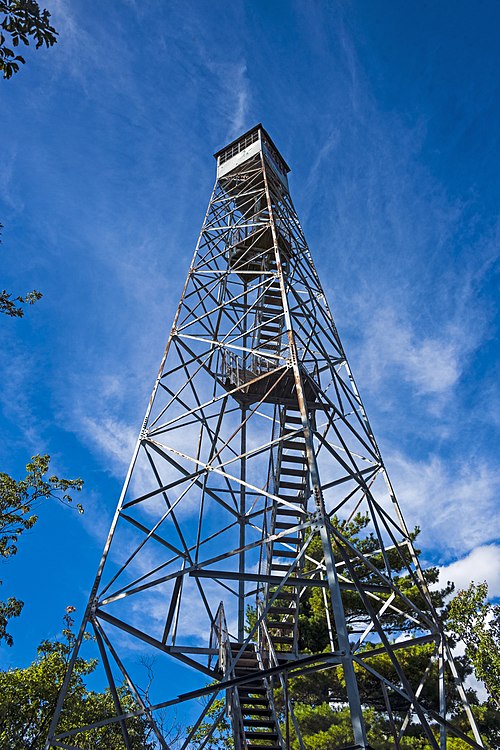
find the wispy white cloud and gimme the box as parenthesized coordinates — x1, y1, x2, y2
(198, 57, 251, 142)
(387, 451, 500, 558)
(222, 62, 251, 140)
(355, 306, 476, 399)
(80, 414, 137, 478)
(0, 343, 45, 456)
(168, 1, 251, 142)
(48, 0, 146, 109)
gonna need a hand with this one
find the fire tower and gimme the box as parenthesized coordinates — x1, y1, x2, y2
(46, 126, 484, 750)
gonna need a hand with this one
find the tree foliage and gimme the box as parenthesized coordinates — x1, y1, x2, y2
(0, 224, 42, 317)
(0, 596, 23, 647)
(0, 287, 42, 316)
(0, 0, 57, 79)
(0, 454, 83, 560)
(188, 694, 233, 750)
(0, 610, 157, 749)
(448, 582, 500, 709)
(298, 514, 453, 652)
(0, 454, 83, 645)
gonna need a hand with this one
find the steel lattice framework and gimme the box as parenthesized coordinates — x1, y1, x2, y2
(46, 126, 485, 750)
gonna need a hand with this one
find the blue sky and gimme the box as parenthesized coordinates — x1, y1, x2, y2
(1, 0, 499, 691)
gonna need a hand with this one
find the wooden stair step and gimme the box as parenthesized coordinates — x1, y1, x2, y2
(275, 514, 304, 525)
(238, 682, 266, 691)
(235, 671, 261, 679)
(279, 466, 307, 477)
(274, 520, 297, 529)
(269, 595, 297, 606)
(245, 731, 279, 740)
(260, 329, 281, 337)
(239, 697, 268, 706)
(268, 606, 297, 617)
(260, 319, 281, 328)
(266, 607, 297, 627)
(279, 480, 304, 493)
(266, 620, 294, 630)
(274, 591, 297, 602)
(275, 508, 306, 517)
(234, 659, 259, 669)
(267, 606, 294, 615)
(239, 687, 267, 696)
(262, 301, 282, 311)
(273, 549, 299, 558)
(282, 440, 306, 450)
(280, 454, 306, 464)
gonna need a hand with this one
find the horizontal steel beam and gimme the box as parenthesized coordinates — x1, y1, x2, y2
(189, 568, 391, 593)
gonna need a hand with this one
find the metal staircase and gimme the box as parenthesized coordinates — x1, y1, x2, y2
(252, 283, 284, 371)
(230, 642, 283, 750)
(264, 407, 310, 657)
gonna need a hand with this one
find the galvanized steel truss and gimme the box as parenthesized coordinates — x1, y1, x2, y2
(45, 127, 484, 750)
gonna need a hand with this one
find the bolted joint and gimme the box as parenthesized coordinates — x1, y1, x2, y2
(308, 510, 323, 531)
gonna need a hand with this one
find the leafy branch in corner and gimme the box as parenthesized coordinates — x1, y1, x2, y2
(0, 0, 57, 79)
(0, 288, 42, 316)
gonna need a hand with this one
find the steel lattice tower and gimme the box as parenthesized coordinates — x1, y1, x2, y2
(46, 126, 484, 750)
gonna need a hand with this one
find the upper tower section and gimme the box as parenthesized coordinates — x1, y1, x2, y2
(214, 124, 290, 189)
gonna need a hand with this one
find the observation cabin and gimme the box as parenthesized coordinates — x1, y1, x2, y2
(214, 124, 290, 190)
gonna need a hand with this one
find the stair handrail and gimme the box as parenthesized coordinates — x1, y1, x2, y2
(209, 602, 246, 750)
(258, 606, 306, 750)
(221, 350, 242, 388)
(209, 601, 229, 674)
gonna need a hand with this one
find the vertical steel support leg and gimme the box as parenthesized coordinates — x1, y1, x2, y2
(238, 405, 247, 643)
(320, 523, 369, 749)
(439, 636, 446, 750)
